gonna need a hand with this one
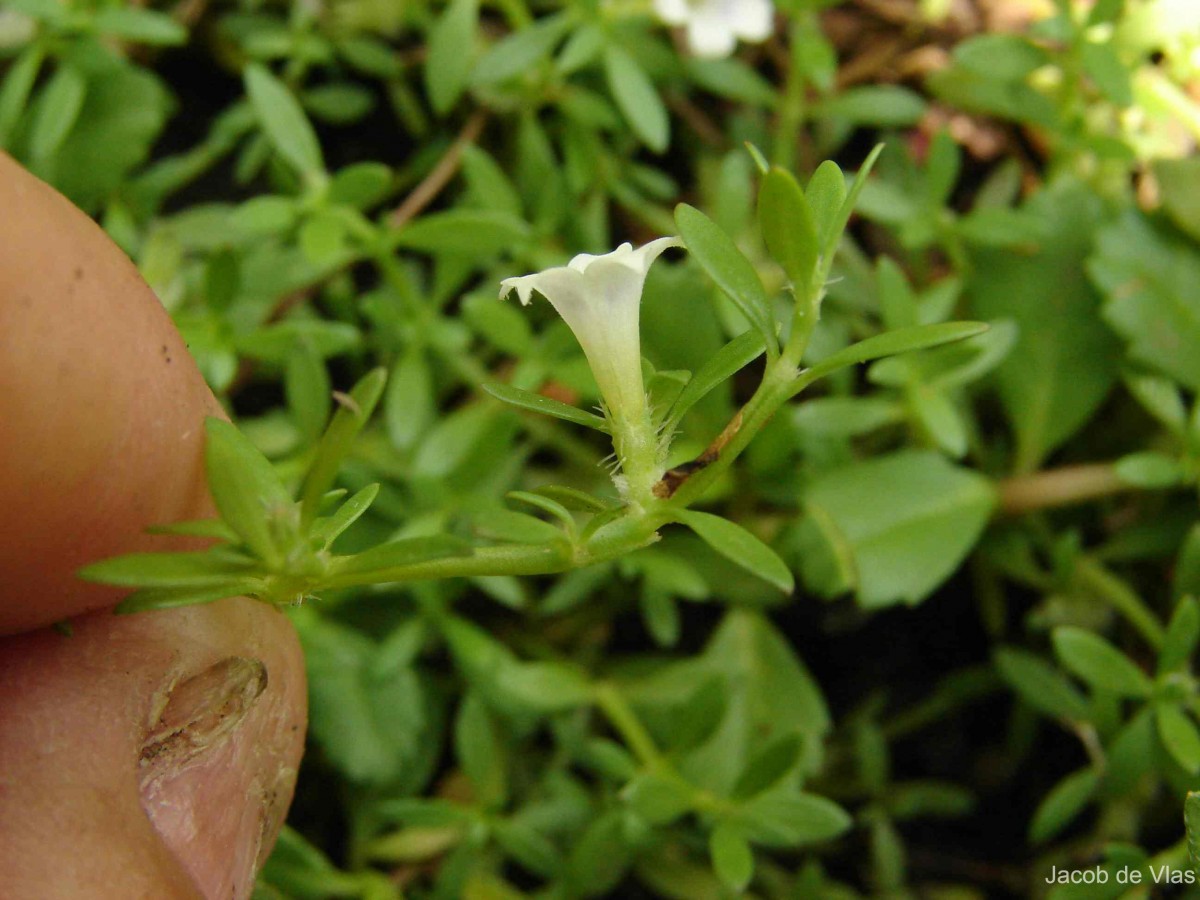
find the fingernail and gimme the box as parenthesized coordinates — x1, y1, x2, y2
(139, 656, 268, 780)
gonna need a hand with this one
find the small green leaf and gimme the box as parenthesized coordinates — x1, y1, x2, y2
(758, 167, 818, 291)
(285, 339, 331, 444)
(313, 484, 380, 550)
(1052, 626, 1153, 698)
(244, 63, 325, 179)
(533, 485, 611, 513)
(709, 822, 755, 893)
(328, 162, 392, 210)
(732, 732, 804, 799)
(1114, 452, 1185, 488)
(816, 86, 926, 126)
(736, 789, 851, 848)
(29, 64, 86, 161)
(805, 160, 847, 250)
(798, 322, 990, 389)
(299, 368, 387, 527)
(994, 647, 1091, 721)
(424, 0, 478, 115)
(676, 510, 794, 593)
(114, 580, 266, 614)
(91, 8, 187, 45)
(676, 203, 777, 357)
(472, 507, 567, 546)
(392, 209, 530, 256)
(471, 13, 570, 87)
(604, 45, 669, 153)
(205, 417, 295, 568)
(664, 330, 765, 431)
(1161, 597, 1200, 674)
(622, 773, 693, 826)
(823, 143, 883, 267)
(482, 381, 609, 432)
(507, 491, 576, 532)
(494, 660, 593, 711)
(1159, 703, 1200, 774)
(331, 535, 474, 580)
(1029, 767, 1098, 843)
(0, 45, 45, 148)
(80, 550, 257, 588)
(1186, 792, 1200, 874)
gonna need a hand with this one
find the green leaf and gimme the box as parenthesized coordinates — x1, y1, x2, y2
(798, 322, 990, 389)
(114, 580, 266, 614)
(758, 167, 818, 291)
(79, 550, 257, 588)
(493, 820, 562, 878)
(244, 63, 324, 179)
(385, 348, 435, 451)
(1052, 626, 1153, 698)
(1029, 767, 1098, 843)
(91, 8, 187, 45)
(805, 160, 847, 251)
(454, 692, 507, 807)
(622, 773, 693, 826)
(393, 209, 530, 256)
(32, 62, 171, 213)
(1158, 703, 1200, 774)
(709, 822, 754, 893)
(299, 368, 387, 527)
(1089, 210, 1200, 392)
(1187, 792, 1200, 874)
(482, 381, 609, 432)
(1081, 40, 1133, 106)
(331, 535, 473, 580)
(204, 417, 295, 568)
(471, 507, 567, 546)
(678, 610, 830, 795)
(732, 732, 804, 800)
(328, 162, 392, 210)
(736, 788, 852, 848)
(676, 510, 794, 594)
(471, 13, 571, 86)
(285, 339, 331, 444)
(424, 0, 478, 115)
(312, 484, 379, 550)
(676, 203, 777, 356)
(822, 143, 883, 268)
(1160, 597, 1200, 674)
(1154, 156, 1200, 243)
(664, 330, 765, 431)
(0, 45, 44, 149)
(1114, 452, 1184, 488)
(974, 181, 1120, 470)
(493, 660, 593, 712)
(804, 451, 995, 608)
(29, 64, 86, 161)
(994, 647, 1091, 721)
(604, 45, 669, 153)
(816, 86, 926, 126)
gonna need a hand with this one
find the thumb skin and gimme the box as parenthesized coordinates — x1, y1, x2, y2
(0, 153, 306, 898)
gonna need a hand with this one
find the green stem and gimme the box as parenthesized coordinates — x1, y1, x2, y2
(665, 360, 799, 510)
(1075, 556, 1165, 650)
(594, 682, 664, 768)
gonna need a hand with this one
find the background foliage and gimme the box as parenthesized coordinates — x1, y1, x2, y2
(4, 0, 1200, 896)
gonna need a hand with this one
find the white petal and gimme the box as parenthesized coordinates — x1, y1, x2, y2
(686, 12, 738, 59)
(733, 0, 774, 42)
(652, 0, 690, 26)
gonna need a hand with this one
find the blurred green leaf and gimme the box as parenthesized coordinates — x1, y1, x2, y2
(1052, 627, 1153, 698)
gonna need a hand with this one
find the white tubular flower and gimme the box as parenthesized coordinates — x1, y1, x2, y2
(500, 237, 681, 502)
(653, 0, 775, 59)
